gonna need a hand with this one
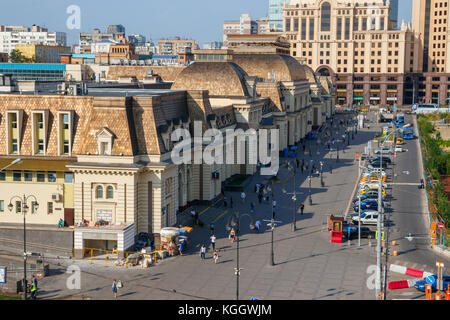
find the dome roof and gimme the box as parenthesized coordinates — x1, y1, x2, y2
(231, 54, 307, 82)
(171, 62, 249, 97)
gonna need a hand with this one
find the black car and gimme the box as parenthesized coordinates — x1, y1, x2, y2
(370, 156, 392, 164)
(342, 226, 376, 240)
(368, 161, 388, 168)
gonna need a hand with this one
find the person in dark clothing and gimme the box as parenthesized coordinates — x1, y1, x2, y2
(230, 197, 233, 208)
(258, 193, 262, 204)
(210, 222, 215, 234)
(300, 203, 305, 215)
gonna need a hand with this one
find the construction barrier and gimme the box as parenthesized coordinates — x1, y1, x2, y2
(389, 264, 434, 279)
(388, 279, 416, 290)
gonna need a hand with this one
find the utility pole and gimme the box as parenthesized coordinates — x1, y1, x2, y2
(376, 136, 383, 300)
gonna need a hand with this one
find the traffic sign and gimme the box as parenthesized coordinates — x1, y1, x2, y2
(438, 223, 445, 230)
(426, 275, 436, 285)
(375, 231, 385, 241)
(0, 266, 6, 284)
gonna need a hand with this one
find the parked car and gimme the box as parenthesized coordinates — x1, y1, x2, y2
(353, 194, 378, 203)
(352, 212, 380, 225)
(395, 146, 404, 153)
(370, 156, 392, 164)
(414, 275, 450, 292)
(368, 161, 389, 169)
(374, 148, 394, 155)
(353, 199, 385, 212)
(358, 189, 387, 199)
(342, 226, 376, 240)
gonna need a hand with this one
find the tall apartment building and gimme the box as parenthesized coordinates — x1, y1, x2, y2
(79, 28, 126, 47)
(0, 25, 67, 54)
(158, 37, 199, 55)
(223, 14, 270, 47)
(411, 0, 450, 105)
(128, 34, 146, 47)
(283, 0, 417, 107)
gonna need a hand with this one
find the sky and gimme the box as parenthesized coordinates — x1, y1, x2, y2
(0, 0, 413, 47)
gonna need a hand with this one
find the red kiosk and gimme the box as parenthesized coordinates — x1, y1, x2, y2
(329, 215, 344, 243)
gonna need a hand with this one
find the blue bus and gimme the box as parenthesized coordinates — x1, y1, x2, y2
(402, 128, 414, 140)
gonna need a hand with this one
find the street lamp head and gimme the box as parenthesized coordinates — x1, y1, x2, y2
(11, 158, 23, 165)
(8, 203, 13, 212)
(23, 204, 29, 213)
(34, 202, 39, 210)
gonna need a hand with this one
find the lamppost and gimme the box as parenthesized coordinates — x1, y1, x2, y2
(8, 194, 39, 300)
(0, 158, 22, 172)
(308, 173, 312, 205)
(226, 211, 254, 301)
(284, 161, 298, 232)
(320, 161, 324, 187)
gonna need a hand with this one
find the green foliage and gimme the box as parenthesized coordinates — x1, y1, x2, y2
(9, 49, 40, 63)
(418, 115, 450, 226)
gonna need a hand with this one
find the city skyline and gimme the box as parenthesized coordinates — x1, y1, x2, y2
(0, 0, 412, 46)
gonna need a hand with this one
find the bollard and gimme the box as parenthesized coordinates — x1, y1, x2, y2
(90, 249, 93, 264)
(126, 252, 129, 268)
(426, 284, 433, 300)
(106, 251, 109, 268)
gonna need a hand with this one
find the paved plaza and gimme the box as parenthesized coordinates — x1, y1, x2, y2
(10, 113, 448, 300)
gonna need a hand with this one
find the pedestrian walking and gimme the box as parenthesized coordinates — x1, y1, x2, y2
(255, 220, 262, 233)
(223, 196, 227, 207)
(200, 244, 206, 260)
(301, 164, 304, 174)
(112, 279, 118, 299)
(296, 158, 299, 168)
(229, 228, 236, 242)
(210, 234, 216, 251)
(210, 222, 215, 234)
(213, 249, 219, 264)
(30, 275, 37, 300)
(300, 203, 305, 215)
(250, 201, 255, 213)
(241, 192, 246, 203)
(258, 193, 262, 204)
(230, 197, 233, 208)
(190, 209, 196, 224)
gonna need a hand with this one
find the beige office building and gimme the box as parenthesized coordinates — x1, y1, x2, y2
(282, 0, 419, 106)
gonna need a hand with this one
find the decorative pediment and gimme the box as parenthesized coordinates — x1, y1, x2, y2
(96, 127, 115, 155)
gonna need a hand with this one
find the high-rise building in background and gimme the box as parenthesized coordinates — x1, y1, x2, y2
(283, 0, 417, 107)
(158, 37, 199, 55)
(269, 0, 290, 31)
(389, 0, 399, 27)
(410, 0, 450, 105)
(223, 14, 270, 47)
(107, 24, 126, 34)
(412, 0, 450, 73)
(0, 25, 67, 54)
(128, 34, 147, 47)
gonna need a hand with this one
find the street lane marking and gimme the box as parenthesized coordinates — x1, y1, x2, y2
(199, 207, 211, 216)
(213, 210, 229, 223)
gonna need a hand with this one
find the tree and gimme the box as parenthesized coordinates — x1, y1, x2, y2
(9, 50, 41, 63)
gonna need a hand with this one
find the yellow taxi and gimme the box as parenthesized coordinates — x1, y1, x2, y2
(360, 173, 387, 183)
(396, 138, 404, 145)
(359, 187, 387, 197)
